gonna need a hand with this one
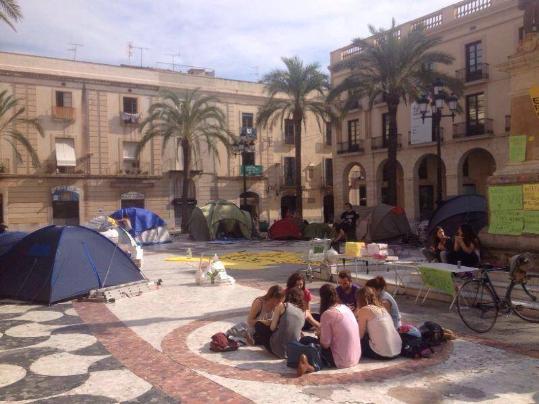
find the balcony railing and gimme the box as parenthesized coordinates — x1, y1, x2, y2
(408, 128, 444, 145)
(453, 118, 494, 138)
(371, 134, 402, 150)
(121, 112, 141, 124)
(456, 63, 489, 82)
(336, 140, 365, 154)
(116, 161, 152, 175)
(0, 158, 10, 174)
(52, 106, 75, 121)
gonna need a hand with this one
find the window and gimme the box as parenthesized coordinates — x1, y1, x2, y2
(382, 113, 390, 147)
(284, 157, 296, 186)
(347, 119, 359, 145)
(55, 138, 76, 167)
(55, 91, 72, 107)
(325, 122, 332, 146)
(359, 186, 367, 206)
(122, 141, 139, 172)
(242, 152, 255, 166)
(241, 113, 254, 128)
(519, 26, 524, 41)
(123, 97, 138, 114)
(284, 119, 295, 145)
(418, 159, 428, 179)
(466, 93, 486, 136)
(465, 41, 483, 81)
(324, 158, 333, 186)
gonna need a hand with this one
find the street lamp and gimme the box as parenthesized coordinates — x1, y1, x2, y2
(231, 130, 256, 207)
(417, 80, 458, 207)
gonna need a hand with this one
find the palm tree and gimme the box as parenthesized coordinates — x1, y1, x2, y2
(257, 56, 329, 218)
(329, 21, 462, 206)
(0, 89, 43, 168)
(1, 0, 22, 30)
(138, 89, 233, 231)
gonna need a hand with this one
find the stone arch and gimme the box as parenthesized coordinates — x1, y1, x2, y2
(457, 148, 496, 197)
(413, 153, 447, 220)
(343, 162, 367, 207)
(376, 159, 404, 207)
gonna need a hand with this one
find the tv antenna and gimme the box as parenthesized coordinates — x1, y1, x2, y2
(166, 52, 181, 71)
(128, 42, 149, 67)
(68, 43, 83, 61)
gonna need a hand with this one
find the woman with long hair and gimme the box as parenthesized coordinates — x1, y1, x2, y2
(365, 276, 401, 329)
(297, 284, 361, 376)
(254, 287, 305, 359)
(286, 271, 320, 330)
(449, 223, 480, 267)
(248, 285, 285, 345)
(422, 226, 450, 263)
(355, 286, 401, 360)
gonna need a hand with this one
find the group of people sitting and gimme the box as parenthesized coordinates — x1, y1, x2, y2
(423, 224, 481, 268)
(245, 270, 403, 376)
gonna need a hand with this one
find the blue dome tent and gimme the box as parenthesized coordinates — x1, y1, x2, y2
(0, 226, 145, 304)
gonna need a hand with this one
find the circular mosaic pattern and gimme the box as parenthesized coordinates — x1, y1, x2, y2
(0, 364, 26, 388)
(30, 353, 109, 376)
(14, 310, 64, 323)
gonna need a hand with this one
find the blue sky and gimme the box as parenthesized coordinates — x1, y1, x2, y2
(1, 0, 458, 81)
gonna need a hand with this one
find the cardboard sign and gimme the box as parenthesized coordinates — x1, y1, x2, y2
(523, 211, 539, 235)
(488, 185, 523, 211)
(489, 210, 523, 236)
(418, 267, 455, 296)
(523, 184, 539, 210)
(509, 135, 527, 162)
(530, 86, 539, 117)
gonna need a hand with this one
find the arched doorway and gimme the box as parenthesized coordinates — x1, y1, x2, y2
(378, 160, 404, 207)
(458, 149, 496, 196)
(415, 154, 446, 220)
(51, 186, 80, 225)
(173, 178, 197, 228)
(281, 194, 297, 219)
(121, 192, 145, 209)
(323, 194, 334, 223)
(344, 163, 367, 207)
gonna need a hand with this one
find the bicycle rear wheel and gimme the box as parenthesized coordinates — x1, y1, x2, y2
(508, 274, 539, 323)
(457, 279, 499, 333)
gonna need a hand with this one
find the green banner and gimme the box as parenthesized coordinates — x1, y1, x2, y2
(488, 185, 523, 211)
(509, 135, 527, 162)
(489, 210, 523, 236)
(523, 211, 539, 235)
(418, 267, 455, 296)
(240, 165, 263, 176)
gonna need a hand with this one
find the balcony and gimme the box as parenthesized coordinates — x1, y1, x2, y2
(117, 161, 152, 175)
(453, 118, 494, 138)
(371, 134, 402, 150)
(456, 63, 489, 83)
(52, 106, 75, 121)
(121, 112, 141, 124)
(0, 159, 10, 174)
(336, 140, 365, 154)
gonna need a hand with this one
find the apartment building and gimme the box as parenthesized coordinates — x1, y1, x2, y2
(329, 0, 524, 222)
(0, 52, 332, 231)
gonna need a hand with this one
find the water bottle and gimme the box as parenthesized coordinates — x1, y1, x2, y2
(457, 260, 461, 269)
(186, 248, 192, 258)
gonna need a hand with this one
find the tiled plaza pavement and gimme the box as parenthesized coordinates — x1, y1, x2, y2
(1, 239, 539, 403)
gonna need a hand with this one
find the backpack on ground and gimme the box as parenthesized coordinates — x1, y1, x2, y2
(286, 341, 322, 371)
(210, 332, 239, 352)
(399, 326, 433, 359)
(419, 321, 444, 347)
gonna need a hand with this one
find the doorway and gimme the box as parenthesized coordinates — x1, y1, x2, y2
(280, 195, 297, 219)
(323, 194, 334, 223)
(52, 189, 80, 225)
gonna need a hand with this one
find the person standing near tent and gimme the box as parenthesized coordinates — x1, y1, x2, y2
(340, 203, 359, 241)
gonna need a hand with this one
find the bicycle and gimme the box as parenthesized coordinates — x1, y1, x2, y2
(457, 254, 539, 333)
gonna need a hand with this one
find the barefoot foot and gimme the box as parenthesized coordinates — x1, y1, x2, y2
(297, 354, 315, 377)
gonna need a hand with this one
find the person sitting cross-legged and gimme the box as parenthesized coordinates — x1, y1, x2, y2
(336, 270, 359, 311)
(355, 286, 402, 360)
(296, 284, 361, 376)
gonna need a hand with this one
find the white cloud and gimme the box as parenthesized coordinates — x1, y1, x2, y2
(0, 0, 459, 80)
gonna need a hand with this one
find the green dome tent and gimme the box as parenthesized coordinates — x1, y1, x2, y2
(187, 200, 252, 241)
(303, 223, 334, 240)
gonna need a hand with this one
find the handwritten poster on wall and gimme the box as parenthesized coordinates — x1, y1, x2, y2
(523, 211, 539, 235)
(489, 210, 523, 236)
(523, 183, 539, 211)
(488, 185, 523, 211)
(530, 86, 539, 117)
(509, 135, 527, 163)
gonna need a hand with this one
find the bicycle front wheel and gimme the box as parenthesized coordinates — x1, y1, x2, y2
(457, 279, 499, 333)
(508, 274, 539, 323)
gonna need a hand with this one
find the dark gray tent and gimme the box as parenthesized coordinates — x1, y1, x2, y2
(187, 200, 252, 241)
(427, 194, 487, 239)
(357, 204, 412, 242)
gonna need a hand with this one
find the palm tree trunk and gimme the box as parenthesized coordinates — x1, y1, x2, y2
(386, 102, 399, 206)
(181, 139, 191, 233)
(294, 116, 303, 219)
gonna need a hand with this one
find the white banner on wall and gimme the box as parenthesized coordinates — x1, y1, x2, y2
(410, 102, 433, 145)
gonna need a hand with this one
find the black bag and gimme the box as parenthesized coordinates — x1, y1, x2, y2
(419, 321, 444, 347)
(399, 333, 433, 359)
